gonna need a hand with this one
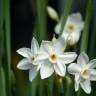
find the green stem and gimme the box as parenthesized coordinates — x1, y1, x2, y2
(3, 0, 11, 96)
(65, 76, 74, 96)
(88, 15, 96, 58)
(0, 0, 6, 96)
(0, 66, 6, 96)
(47, 76, 54, 96)
(80, 0, 93, 52)
(78, 0, 93, 96)
(36, 0, 48, 42)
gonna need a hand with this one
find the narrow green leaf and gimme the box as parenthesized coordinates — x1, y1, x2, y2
(0, 0, 4, 47)
(80, 0, 93, 52)
(36, 0, 48, 42)
(0, 0, 6, 96)
(65, 76, 74, 96)
(78, 0, 93, 96)
(0, 66, 6, 96)
(3, 0, 11, 96)
(47, 76, 54, 96)
(88, 16, 96, 58)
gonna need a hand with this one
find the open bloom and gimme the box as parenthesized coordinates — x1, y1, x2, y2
(55, 13, 84, 45)
(35, 37, 77, 79)
(68, 52, 96, 94)
(17, 37, 39, 82)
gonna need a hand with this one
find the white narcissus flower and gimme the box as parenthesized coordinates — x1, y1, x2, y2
(68, 52, 96, 94)
(35, 37, 77, 79)
(54, 13, 84, 45)
(17, 37, 40, 82)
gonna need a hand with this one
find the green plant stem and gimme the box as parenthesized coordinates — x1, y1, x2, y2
(0, 66, 6, 96)
(36, 0, 48, 42)
(65, 76, 74, 96)
(3, 0, 11, 96)
(88, 16, 96, 58)
(47, 76, 54, 96)
(80, 0, 93, 52)
(78, 0, 93, 96)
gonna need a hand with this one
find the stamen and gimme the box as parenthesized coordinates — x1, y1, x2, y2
(80, 67, 89, 79)
(67, 24, 75, 32)
(49, 53, 58, 63)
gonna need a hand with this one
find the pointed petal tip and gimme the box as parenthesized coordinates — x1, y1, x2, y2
(32, 37, 36, 41)
(17, 64, 20, 69)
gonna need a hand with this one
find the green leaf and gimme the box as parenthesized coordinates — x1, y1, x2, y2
(36, 0, 48, 42)
(3, 0, 11, 96)
(65, 76, 74, 96)
(80, 0, 93, 53)
(78, 0, 93, 96)
(88, 15, 96, 58)
(0, 66, 6, 96)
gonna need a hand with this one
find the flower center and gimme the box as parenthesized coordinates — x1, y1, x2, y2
(49, 53, 58, 63)
(80, 67, 89, 79)
(67, 24, 75, 32)
(32, 57, 35, 61)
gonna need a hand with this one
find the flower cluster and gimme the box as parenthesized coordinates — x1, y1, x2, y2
(17, 37, 77, 80)
(17, 37, 96, 94)
(17, 6, 96, 94)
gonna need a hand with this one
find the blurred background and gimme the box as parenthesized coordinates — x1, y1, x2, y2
(0, 0, 96, 96)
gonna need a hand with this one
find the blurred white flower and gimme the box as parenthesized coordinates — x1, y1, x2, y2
(17, 37, 40, 82)
(68, 52, 96, 94)
(47, 6, 59, 22)
(35, 37, 77, 79)
(55, 13, 84, 45)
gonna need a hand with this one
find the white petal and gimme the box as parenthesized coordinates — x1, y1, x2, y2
(41, 40, 51, 44)
(67, 32, 81, 45)
(35, 53, 48, 62)
(80, 80, 91, 94)
(54, 23, 61, 34)
(77, 52, 89, 68)
(29, 66, 38, 82)
(59, 52, 77, 64)
(31, 37, 39, 54)
(40, 60, 54, 79)
(54, 62, 66, 76)
(90, 69, 96, 81)
(40, 41, 53, 54)
(87, 59, 96, 69)
(68, 13, 83, 24)
(76, 22, 84, 32)
(75, 81, 79, 91)
(17, 48, 32, 58)
(61, 31, 69, 41)
(53, 37, 66, 53)
(75, 74, 80, 91)
(68, 63, 81, 74)
(17, 58, 32, 70)
(36, 64, 41, 71)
